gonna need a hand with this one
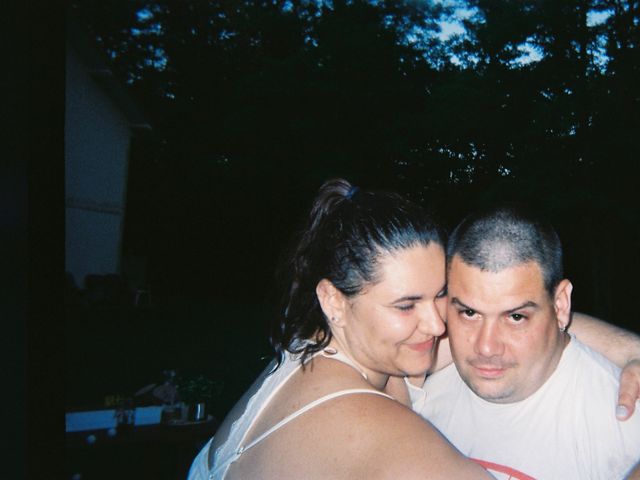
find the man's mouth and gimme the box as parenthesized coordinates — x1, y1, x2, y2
(468, 359, 515, 379)
(473, 366, 507, 378)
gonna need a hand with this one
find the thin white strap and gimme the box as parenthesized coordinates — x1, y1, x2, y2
(321, 349, 368, 380)
(238, 388, 392, 455)
(208, 388, 392, 478)
(208, 359, 308, 478)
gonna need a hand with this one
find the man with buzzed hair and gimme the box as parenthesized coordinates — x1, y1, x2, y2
(412, 204, 640, 479)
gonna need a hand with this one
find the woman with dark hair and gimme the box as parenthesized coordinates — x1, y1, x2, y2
(189, 178, 491, 479)
(188, 179, 640, 479)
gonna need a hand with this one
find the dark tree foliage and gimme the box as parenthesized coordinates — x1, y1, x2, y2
(68, 0, 639, 343)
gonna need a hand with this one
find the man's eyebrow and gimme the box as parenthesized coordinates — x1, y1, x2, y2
(390, 295, 423, 304)
(450, 297, 473, 310)
(505, 301, 539, 314)
(450, 298, 539, 314)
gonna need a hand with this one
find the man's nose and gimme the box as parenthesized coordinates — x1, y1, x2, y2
(474, 319, 504, 358)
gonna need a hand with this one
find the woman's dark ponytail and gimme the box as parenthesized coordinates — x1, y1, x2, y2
(272, 179, 354, 366)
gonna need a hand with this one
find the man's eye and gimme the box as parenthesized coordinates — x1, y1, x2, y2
(510, 313, 526, 322)
(461, 309, 476, 318)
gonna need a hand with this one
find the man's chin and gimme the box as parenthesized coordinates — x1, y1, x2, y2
(465, 378, 515, 403)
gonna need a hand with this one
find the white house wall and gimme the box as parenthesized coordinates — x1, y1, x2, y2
(65, 42, 131, 287)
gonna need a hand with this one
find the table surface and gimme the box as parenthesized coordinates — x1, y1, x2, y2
(66, 418, 219, 480)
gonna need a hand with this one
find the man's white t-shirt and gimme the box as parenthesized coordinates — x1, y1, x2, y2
(411, 337, 640, 480)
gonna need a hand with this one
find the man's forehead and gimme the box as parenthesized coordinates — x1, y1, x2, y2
(447, 255, 546, 293)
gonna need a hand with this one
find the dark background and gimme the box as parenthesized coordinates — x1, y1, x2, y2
(20, 0, 640, 478)
(67, 0, 640, 423)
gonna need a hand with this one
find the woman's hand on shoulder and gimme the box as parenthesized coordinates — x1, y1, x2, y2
(626, 460, 640, 480)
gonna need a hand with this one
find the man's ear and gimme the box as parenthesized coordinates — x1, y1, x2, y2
(554, 279, 573, 330)
(316, 279, 347, 327)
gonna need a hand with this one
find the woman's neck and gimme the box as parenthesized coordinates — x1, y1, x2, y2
(325, 338, 389, 390)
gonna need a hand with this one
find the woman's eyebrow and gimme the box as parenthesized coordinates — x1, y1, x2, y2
(390, 295, 423, 304)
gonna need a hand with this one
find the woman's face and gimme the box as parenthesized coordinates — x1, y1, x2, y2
(340, 243, 447, 386)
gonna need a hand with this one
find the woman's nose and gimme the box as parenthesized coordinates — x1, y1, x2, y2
(418, 302, 446, 337)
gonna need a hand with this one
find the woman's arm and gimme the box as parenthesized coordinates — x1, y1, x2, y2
(358, 397, 492, 480)
(626, 461, 640, 480)
(569, 312, 640, 420)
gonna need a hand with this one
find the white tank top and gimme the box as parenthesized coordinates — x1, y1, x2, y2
(187, 349, 393, 479)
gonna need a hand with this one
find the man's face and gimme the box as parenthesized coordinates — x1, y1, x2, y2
(446, 255, 571, 403)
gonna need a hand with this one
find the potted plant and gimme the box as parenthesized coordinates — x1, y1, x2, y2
(177, 374, 222, 422)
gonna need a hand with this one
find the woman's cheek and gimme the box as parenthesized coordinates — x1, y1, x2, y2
(387, 314, 416, 338)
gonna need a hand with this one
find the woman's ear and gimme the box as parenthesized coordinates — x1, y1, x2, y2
(316, 279, 347, 327)
(554, 279, 573, 331)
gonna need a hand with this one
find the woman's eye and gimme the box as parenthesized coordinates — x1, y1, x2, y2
(396, 304, 415, 312)
(436, 286, 448, 298)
